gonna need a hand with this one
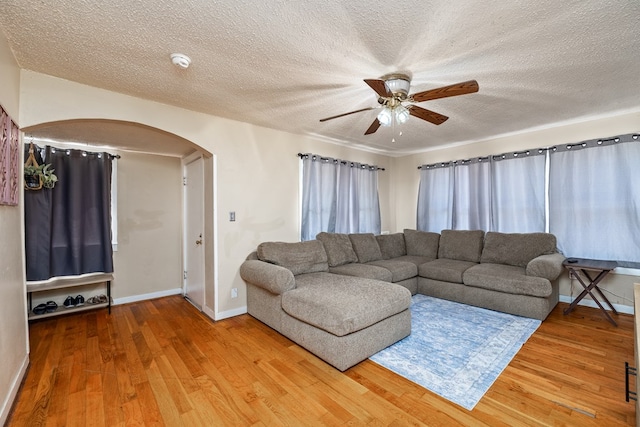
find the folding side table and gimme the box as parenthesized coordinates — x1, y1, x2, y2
(563, 258, 618, 326)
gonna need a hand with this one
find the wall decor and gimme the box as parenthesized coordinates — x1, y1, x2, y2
(0, 105, 20, 206)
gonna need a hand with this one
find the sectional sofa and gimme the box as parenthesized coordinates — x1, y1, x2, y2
(239, 229, 565, 371)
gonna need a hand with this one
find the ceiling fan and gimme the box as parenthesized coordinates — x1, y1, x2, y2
(319, 73, 479, 135)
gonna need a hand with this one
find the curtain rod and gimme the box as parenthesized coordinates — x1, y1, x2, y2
(26, 137, 121, 159)
(416, 133, 640, 169)
(298, 153, 385, 171)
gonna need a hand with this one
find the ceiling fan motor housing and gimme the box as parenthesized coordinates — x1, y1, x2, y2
(382, 73, 411, 100)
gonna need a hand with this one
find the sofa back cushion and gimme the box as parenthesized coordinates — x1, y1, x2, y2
(438, 229, 485, 262)
(316, 232, 358, 267)
(376, 233, 406, 259)
(403, 229, 440, 259)
(349, 233, 383, 263)
(257, 240, 328, 275)
(481, 232, 557, 267)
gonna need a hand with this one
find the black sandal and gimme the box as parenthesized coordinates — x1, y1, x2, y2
(33, 303, 47, 315)
(45, 300, 58, 313)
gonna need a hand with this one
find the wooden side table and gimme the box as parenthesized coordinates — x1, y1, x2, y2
(563, 258, 618, 326)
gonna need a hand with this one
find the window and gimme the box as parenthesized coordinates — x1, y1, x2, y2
(416, 133, 640, 267)
(549, 136, 640, 267)
(300, 153, 381, 241)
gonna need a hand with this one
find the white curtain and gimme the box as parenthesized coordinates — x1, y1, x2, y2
(452, 160, 492, 230)
(549, 136, 640, 266)
(491, 153, 546, 232)
(301, 154, 381, 241)
(417, 152, 546, 233)
(417, 165, 453, 232)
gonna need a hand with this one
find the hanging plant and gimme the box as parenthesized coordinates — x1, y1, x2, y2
(24, 143, 58, 190)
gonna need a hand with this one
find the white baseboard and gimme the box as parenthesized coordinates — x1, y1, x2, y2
(112, 290, 247, 321)
(202, 305, 216, 320)
(559, 295, 634, 315)
(214, 305, 247, 321)
(0, 354, 29, 426)
(112, 288, 183, 306)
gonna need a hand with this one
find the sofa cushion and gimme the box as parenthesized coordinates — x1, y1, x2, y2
(463, 263, 553, 297)
(282, 272, 411, 337)
(403, 229, 440, 259)
(481, 232, 557, 267)
(328, 263, 392, 282)
(367, 260, 417, 282)
(438, 229, 485, 262)
(349, 233, 383, 263)
(376, 233, 407, 259)
(316, 232, 358, 267)
(392, 255, 433, 267)
(419, 258, 478, 284)
(257, 240, 328, 276)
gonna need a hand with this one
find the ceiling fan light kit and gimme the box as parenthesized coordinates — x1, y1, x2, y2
(320, 73, 479, 136)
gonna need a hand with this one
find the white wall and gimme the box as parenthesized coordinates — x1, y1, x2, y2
(18, 70, 392, 319)
(391, 111, 640, 310)
(0, 33, 29, 426)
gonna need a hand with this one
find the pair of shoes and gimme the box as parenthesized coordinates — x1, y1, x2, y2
(86, 294, 108, 304)
(63, 295, 85, 308)
(45, 300, 58, 313)
(32, 300, 58, 315)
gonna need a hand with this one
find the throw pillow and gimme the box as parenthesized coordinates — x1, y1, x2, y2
(438, 229, 485, 262)
(376, 233, 407, 259)
(349, 233, 383, 263)
(403, 229, 440, 258)
(316, 232, 358, 267)
(481, 232, 557, 267)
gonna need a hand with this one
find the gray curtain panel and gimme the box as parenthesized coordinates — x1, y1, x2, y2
(417, 164, 453, 233)
(301, 154, 381, 241)
(452, 159, 492, 231)
(25, 145, 114, 281)
(549, 135, 640, 267)
(490, 152, 546, 233)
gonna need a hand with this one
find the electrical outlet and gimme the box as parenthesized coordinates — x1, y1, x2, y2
(231, 288, 238, 298)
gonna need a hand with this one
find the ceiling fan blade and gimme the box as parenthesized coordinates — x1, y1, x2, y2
(411, 80, 479, 103)
(319, 107, 374, 122)
(407, 105, 449, 125)
(364, 79, 392, 97)
(364, 118, 381, 135)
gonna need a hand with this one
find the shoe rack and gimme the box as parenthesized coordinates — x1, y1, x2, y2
(27, 273, 113, 320)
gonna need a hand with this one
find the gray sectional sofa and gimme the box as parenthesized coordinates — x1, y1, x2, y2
(239, 229, 565, 371)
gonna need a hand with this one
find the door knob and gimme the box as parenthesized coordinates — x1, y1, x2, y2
(195, 239, 203, 245)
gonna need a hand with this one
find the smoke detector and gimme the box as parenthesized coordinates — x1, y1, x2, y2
(170, 53, 191, 69)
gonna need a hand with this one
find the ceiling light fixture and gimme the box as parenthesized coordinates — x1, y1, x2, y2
(377, 103, 410, 127)
(377, 107, 393, 127)
(170, 53, 191, 69)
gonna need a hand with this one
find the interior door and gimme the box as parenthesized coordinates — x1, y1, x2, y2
(184, 156, 205, 310)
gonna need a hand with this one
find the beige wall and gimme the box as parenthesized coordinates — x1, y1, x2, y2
(0, 33, 28, 426)
(391, 111, 640, 309)
(113, 151, 183, 300)
(18, 70, 392, 319)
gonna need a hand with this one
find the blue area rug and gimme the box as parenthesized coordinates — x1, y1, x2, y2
(370, 294, 540, 410)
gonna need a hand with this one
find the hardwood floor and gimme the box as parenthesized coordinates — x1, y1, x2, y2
(8, 295, 636, 426)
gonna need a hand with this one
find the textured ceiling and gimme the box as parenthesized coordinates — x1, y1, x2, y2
(1, 0, 639, 156)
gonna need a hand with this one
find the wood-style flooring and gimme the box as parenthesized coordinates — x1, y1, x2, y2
(7, 295, 636, 426)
